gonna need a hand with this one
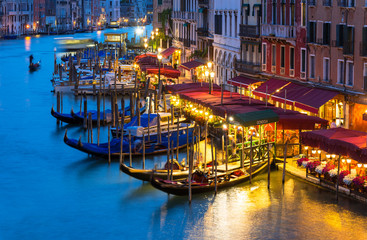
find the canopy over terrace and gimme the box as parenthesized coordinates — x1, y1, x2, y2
(253, 78, 339, 114)
(144, 66, 181, 79)
(161, 47, 178, 58)
(300, 127, 367, 163)
(169, 83, 328, 130)
(227, 76, 262, 89)
(180, 59, 205, 70)
(134, 53, 157, 61)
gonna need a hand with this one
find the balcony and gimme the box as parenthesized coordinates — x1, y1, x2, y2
(184, 39, 190, 48)
(323, 0, 332, 6)
(360, 42, 367, 57)
(309, 0, 316, 6)
(173, 11, 196, 21)
(198, 0, 209, 6)
(197, 27, 209, 37)
(262, 24, 296, 39)
(235, 61, 261, 74)
(239, 24, 260, 38)
(338, 0, 355, 7)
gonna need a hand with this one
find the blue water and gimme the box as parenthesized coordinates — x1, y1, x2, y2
(1, 27, 367, 240)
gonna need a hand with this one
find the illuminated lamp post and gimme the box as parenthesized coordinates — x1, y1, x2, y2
(157, 53, 162, 99)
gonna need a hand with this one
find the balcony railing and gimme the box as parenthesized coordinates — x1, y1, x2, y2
(338, 0, 355, 7)
(239, 24, 260, 38)
(235, 61, 261, 74)
(173, 11, 197, 20)
(197, 27, 209, 37)
(323, 0, 332, 6)
(343, 40, 354, 55)
(360, 42, 367, 56)
(198, 0, 209, 5)
(309, 0, 317, 6)
(262, 24, 296, 39)
(184, 39, 190, 48)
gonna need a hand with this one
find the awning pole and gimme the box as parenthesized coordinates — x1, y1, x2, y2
(336, 154, 341, 201)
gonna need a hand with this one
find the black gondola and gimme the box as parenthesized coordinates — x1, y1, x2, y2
(150, 160, 269, 196)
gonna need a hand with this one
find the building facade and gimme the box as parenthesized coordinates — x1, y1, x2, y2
(153, 0, 172, 30)
(235, 0, 262, 78)
(213, 0, 241, 84)
(308, 0, 367, 131)
(2, 0, 33, 35)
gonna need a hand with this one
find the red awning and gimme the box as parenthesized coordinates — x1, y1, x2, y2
(134, 53, 157, 61)
(301, 128, 367, 163)
(270, 83, 310, 106)
(294, 88, 339, 114)
(180, 60, 204, 70)
(253, 78, 288, 98)
(145, 66, 181, 78)
(166, 83, 221, 93)
(161, 47, 178, 58)
(227, 76, 262, 88)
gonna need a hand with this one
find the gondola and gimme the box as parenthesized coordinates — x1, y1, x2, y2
(71, 104, 146, 123)
(51, 105, 132, 125)
(150, 160, 269, 196)
(63, 123, 196, 158)
(120, 162, 189, 182)
(29, 62, 41, 72)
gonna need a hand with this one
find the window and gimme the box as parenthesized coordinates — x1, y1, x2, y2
(301, 48, 306, 74)
(272, 45, 276, 66)
(346, 61, 354, 86)
(281, 46, 285, 68)
(289, 47, 294, 70)
(281, 2, 286, 25)
(323, 23, 331, 45)
(214, 15, 222, 35)
(272, 0, 277, 25)
(310, 55, 315, 78)
(158, 0, 162, 5)
(323, 58, 330, 81)
(224, 14, 227, 35)
(301, 2, 306, 26)
(290, 3, 295, 26)
(308, 21, 316, 43)
(262, 43, 267, 65)
(363, 63, 367, 91)
(344, 26, 354, 55)
(336, 24, 345, 47)
(337, 60, 345, 84)
(263, 0, 267, 24)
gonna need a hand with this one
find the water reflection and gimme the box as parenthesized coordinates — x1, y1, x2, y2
(25, 36, 31, 51)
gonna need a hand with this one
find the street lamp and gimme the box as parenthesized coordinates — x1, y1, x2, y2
(144, 43, 148, 54)
(209, 72, 214, 94)
(204, 70, 209, 87)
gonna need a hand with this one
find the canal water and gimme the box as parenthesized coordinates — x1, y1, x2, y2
(1, 27, 367, 240)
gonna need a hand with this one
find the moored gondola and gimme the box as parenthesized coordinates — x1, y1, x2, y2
(63, 123, 196, 158)
(120, 162, 189, 182)
(150, 160, 269, 196)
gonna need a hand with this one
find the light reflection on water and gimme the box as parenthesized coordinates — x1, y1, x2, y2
(0, 27, 367, 240)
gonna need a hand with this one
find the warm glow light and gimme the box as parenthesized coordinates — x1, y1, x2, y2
(144, 38, 148, 43)
(144, 43, 148, 48)
(158, 47, 162, 53)
(342, 159, 346, 163)
(358, 163, 362, 168)
(312, 150, 316, 154)
(190, 104, 193, 108)
(210, 72, 215, 78)
(207, 62, 212, 68)
(157, 54, 162, 60)
(364, 164, 367, 168)
(26, 24, 30, 29)
(152, 36, 155, 40)
(326, 154, 330, 158)
(205, 71, 209, 77)
(156, 28, 159, 32)
(199, 110, 203, 114)
(317, 150, 321, 154)
(205, 112, 209, 116)
(331, 154, 336, 158)
(304, 146, 309, 150)
(229, 116, 234, 122)
(223, 124, 227, 130)
(347, 159, 351, 163)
